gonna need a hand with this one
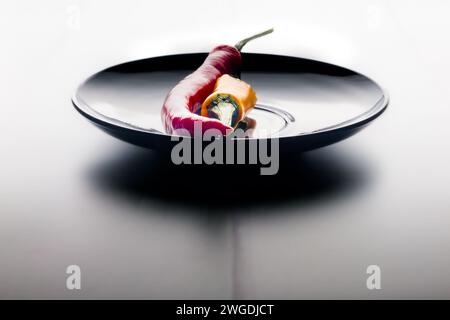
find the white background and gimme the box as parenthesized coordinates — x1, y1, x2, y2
(1, 0, 450, 298)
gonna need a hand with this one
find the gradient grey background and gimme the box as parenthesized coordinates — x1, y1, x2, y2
(1, 0, 450, 299)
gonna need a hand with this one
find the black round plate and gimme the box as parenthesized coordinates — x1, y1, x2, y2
(72, 53, 388, 152)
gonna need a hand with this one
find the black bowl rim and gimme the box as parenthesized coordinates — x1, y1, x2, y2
(72, 52, 389, 141)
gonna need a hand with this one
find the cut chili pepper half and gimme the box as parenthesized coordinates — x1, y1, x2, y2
(161, 28, 273, 136)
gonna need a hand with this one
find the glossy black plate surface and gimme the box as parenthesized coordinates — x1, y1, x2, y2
(72, 53, 388, 152)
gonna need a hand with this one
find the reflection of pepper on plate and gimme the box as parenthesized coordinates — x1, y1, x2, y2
(161, 28, 273, 136)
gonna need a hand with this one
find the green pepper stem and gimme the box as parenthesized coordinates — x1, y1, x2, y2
(235, 28, 274, 52)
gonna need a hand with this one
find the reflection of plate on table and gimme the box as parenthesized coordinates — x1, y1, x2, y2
(72, 53, 388, 152)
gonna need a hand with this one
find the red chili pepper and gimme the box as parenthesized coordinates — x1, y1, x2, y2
(161, 28, 273, 136)
(162, 45, 240, 135)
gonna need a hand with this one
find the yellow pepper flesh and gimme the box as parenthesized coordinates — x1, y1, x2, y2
(201, 74, 257, 128)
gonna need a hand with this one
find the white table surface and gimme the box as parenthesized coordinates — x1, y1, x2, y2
(1, 0, 450, 298)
